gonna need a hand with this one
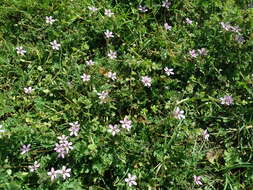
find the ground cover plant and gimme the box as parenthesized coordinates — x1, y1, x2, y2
(0, 0, 253, 189)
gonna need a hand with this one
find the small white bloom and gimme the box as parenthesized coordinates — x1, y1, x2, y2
(45, 16, 56, 24)
(120, 116, 132, 131)
(203, 129, 209, 141)
(88, 6, 98, 12)
(97, 91, 108, 101)
(48, 167, 58, 181)
(106, 71, 117, 81)
(16, 46, 26, 55)
(86, 60, 95, 66)
(138, 5, 148, 12)
(24, 86, 34, 94)
(81, 73, 91, 82)
(20, 144, 31, 155)
(108, 124, 120, 136)
(28, 161, 40, 172)
(186, 18, 193, 25)
(194, 175, 202, 185)
(104, 30, 114, 38)
(104, 9, 114, 17)
(59, 166, 71, 180)
(0, 125, 5, 133)
(162, 0, 171, 8)
(198, 48, 208, 56)
(108, 50, 117, 59)
(164, 67, 174, 76)
(164, 23, 172, 30)
(125, 173, 137, 187)
(172, 107, 185, 120)
(50, 40, 61, 50)
(141, 76, 152, 87)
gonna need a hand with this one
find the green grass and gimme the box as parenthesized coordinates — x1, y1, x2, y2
(0, 0, 253, 189)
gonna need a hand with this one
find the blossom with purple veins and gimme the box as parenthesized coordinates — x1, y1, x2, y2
(141, 76, 152, 87)
(28, 161, 40, 172)
(59, 166, 71, 180)
(104, 30, 114, 39)
(164, 67, 174, 76)
(68, 121, 80, 136)
(194, 175, 202, 185)
(125, 173, 137, 187)
(50, 40, 61, 50)
(172, 107, 185, 120)
(164, 23, 172, 30)
(104, 9, 114, 17)
(16, 46, 26, 55)
(220, 95, 233, 106)
(108, 124, 120, 136)
(46, 16, 56, 25)
(20, 144, 31, 155)
(108, 50, 117, 59)
(81, 73, 91, 82)
(120, 116, 132, 131)
(162, 0, 171, 9)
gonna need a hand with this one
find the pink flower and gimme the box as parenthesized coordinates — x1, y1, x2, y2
(16, 46, 26, 55)
(194, 175, 202, 185)
(50, 40, 61, 50)
(106, 71, 117, 81)
(104, 30, 114, 38)
(81, 73, 91, 82)
(104, 9, 114, 17)
(220, 95, 233, 106)
(108, 50, 117, 59)
(88, 7, 98, 12)
(46, 16, 56, 24)
(162, 0, 171, 9)
(186, 18, 193, 25)
(68, 121, 80, 136)
(24, 86, 34, 94)
(28, 161, 40, 172)
(164, 67, 174, 76)
(203, 129, 209, 141)
(189, 50, 198, 58)
(86, 60, 95, 66)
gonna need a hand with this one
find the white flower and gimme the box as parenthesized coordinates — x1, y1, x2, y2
(125, 173, 137, 187)
(164, 67, 174, 76)
(0, 125, 5, 133)
(104, 30, 114, 38)
(164, 23, 172, 30)
(194, 175, 202, 185)
(59, 166, 71, 180)
(120, 116, 132, 131)
(203, 129, 209, 141)
(172, 107, 185, 120)
(50, 40, 61, 50)
(198, 48, 208, 56)
(28, 161, 40, 172)
(108, 50, 117, 59)
(57, 135, 69, 144)
(68, 121, 80, 136)
(106, 71, 117, 81)
(162, 0, 171, 8)
(48, 167, 58, 181)
(81, 73, 91, 82)
(16, 46, 26, 55)
(104, 9, 114, 17)
(88, 6, 98, 12)
(20, 144, 31, 155)
(138, 5, 148, 12)
(189, 50, 198, 58)
(97, 91, 108, 101)
(24, 86, 34, 94)
(86, 60, 95, 66)
(141, 76, 152, 87)
(45, 16, 56, 24)
(186, 18, 193, 25)
(220, 95, 233, 106)
(108, 124, 120, 136)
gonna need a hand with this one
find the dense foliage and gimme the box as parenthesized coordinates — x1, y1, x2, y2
(0, 0, 253, 189)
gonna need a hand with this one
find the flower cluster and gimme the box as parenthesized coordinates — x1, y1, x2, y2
(54, 135, 73, 158)
(220, 95, 233, 106)
(108, 116, 132, 136)
(48, 166, 71, 181)
(189, 48, 208, 58)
